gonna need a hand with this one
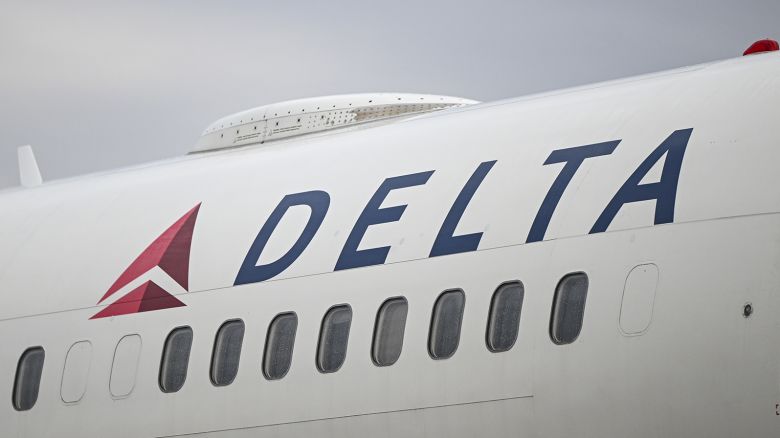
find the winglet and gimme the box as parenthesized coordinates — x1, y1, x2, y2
(17, 145, 43, 188)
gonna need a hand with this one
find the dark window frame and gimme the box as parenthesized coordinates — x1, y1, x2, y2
(428, 289, 466, 360)
(13, 346, 45, 411)
(486, 280, 525, 353)
(210, 319, 245, 386)
(371, 296, 409, 367)
(316, 304, 353, 373)
(159, 326, 194, 393)
(549, 272, 589, 345)
(262, 312, 298, 380)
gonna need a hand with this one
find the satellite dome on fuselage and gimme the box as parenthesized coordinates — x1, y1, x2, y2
(192, 93, 478, 153)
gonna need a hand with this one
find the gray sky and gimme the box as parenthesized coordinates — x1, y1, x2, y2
(1, 0, 778, 189)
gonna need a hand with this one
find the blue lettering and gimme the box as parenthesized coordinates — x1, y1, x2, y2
(235, 190, 330, 285)
(591, 128, 692, 233)
(430, 160, 497, 257)
(335, 170, 434, 270)
(527, 141, 620, 243)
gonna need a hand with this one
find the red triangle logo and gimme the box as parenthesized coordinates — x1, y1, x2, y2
(91, 281, 185, 319)
(91, 203, 201, 319)
(98, 203, 201, 304)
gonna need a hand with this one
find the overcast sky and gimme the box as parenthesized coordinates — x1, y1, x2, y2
(1, 0, 778, 189)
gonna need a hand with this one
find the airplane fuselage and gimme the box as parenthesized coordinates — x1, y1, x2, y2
(1, 53, 779, 437)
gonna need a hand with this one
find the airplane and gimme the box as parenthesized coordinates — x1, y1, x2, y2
(1, 39, 779, 437)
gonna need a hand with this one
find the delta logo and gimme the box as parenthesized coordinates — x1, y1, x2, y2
(89, 129, 692, 319)
(90, 203, 201, 319)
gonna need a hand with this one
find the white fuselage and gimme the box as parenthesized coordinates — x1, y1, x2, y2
(1, 53, 779, 437)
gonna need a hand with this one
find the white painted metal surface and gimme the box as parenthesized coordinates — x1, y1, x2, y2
(619, 264, 659, 335)
(16, 145, 42, 188)
(193, 93, 477, 153)
(0, 53, 779, 437)
(109, 335, 142, 398)
(60, 341, 92, 403)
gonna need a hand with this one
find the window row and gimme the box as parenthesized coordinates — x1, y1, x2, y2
(13, 272, 588, 410)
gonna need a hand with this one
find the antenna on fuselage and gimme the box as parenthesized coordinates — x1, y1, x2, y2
(17, 145, 43, 188)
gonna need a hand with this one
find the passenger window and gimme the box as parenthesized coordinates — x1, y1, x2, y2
(211, 320, 245, 386)
(428, 290, 465, 359)
(550, 272, 589, 345)
(61, 341, 92, 403)
(619, 264, 659, 335)
(372, 297, 408, 366)
(159, 327, 193, 393)
(317, 305, 352, 373)
(486, 281, 524, 352)
(110, 334, 142, 398)
(13, 347, 45, 411)
(263, 313, 298, 380)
